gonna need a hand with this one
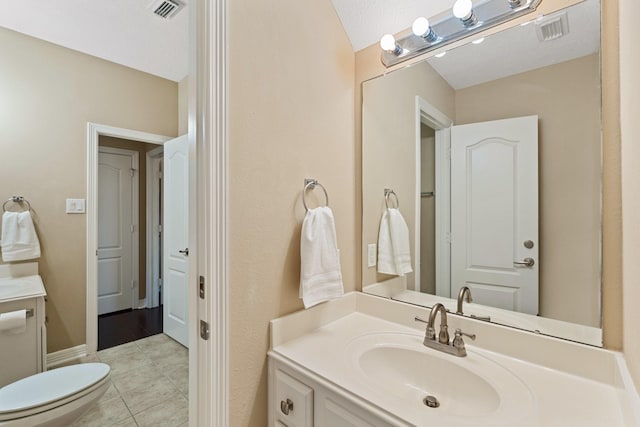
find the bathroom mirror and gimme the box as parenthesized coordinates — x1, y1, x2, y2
(362, 0, 602, 346)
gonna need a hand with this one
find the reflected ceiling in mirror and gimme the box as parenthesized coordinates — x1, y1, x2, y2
(361, 0, 602, 346)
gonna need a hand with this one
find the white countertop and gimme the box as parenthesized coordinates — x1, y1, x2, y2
(270, 292, 640, 427)
(0, 274, 46, 303)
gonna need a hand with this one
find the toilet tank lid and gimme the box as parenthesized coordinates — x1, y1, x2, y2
(0, 363, 110, 413)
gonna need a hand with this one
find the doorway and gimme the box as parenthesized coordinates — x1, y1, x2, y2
(97, 136, 165, 350)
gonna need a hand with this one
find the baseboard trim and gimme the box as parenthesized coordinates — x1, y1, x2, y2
(47, 344, 88, 369)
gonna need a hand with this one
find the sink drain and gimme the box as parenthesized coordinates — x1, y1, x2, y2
(423, 395, 440, 408)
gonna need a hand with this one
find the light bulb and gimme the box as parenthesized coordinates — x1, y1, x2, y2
(380, 34, 397, 52)
(412, 17, 430, 37)
(435, 51, 447, 58)
(453, 0, 473, 20)
(472, 37, 485, 44)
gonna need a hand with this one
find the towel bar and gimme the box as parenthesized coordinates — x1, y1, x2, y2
(2, 196, 32, 212)
(303, 179, 329, 212)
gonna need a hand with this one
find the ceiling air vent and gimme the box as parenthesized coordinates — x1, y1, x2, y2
(149, 0, 184, 19)
(535, 12, 570, 42)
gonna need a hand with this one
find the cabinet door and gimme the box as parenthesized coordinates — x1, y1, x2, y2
(274, 368, 313, 426)
(322, 397, 373, 427)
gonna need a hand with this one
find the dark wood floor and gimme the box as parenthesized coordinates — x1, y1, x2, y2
(98, 306, 163, 351)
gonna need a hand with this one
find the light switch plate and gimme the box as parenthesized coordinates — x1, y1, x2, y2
(368, 244, 377, 267)
(66, 198, 86, 214)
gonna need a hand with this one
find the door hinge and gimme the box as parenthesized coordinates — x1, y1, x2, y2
(131, 279, 135, 290)
(158, 224, 163, 233)
(200, 320, 210, 340)
(130, 168, 136, 177)
(199, 276, 205, 299)
(445, 232, 452, 244)
(158, 278, 163, 290)
(130, 224, 135, 233)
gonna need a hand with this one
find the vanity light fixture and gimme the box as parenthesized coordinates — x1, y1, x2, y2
(435, 51, 447, 58)
(453, 0, 478, 27)
(472, 37, 485, 44)
(380, 34, 403, 55)
(412, 17, 439, 43)
(379, 0, 543, 67)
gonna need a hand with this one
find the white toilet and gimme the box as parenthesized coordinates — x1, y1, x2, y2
(0, 363, 110, 427)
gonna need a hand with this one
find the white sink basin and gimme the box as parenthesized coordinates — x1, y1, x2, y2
(345, 332, 533, 422)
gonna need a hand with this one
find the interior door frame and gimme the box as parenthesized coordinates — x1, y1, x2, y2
(146, 145, 164, 309)
(97, 145, 140, 313)
(87, 123, 170, 355)
(415, 97, 453, 297)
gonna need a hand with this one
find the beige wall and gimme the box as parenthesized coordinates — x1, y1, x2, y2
(361, 61, 455, 290)
(619, 0, 640, 390)
(98, 136, 161, 301)
(455, 55, 601, 327)
(228, 0, 355, 424)
(420, 125, 436, 294)
(178, 77, 189, 135)
(0, 27, 178, 352)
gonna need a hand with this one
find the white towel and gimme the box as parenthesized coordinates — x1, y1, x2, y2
(377, 208, 412, 276)
(300, 206, 344, 308)
(1, 211, 41, 262)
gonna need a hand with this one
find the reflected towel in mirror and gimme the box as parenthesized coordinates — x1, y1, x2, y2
(300, 206, 344, 308)
(377, 208, 412, 276)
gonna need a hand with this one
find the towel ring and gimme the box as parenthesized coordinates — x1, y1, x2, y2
(3, 196, 31, 212)
(302, 179, 329, 212)
(384, 189, 399, 209)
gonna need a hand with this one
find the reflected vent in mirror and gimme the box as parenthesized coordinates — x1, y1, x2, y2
(536, 12, 569, 42)
(149, 0, 184, 19)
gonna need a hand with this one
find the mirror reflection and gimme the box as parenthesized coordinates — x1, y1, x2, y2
(362, 0, 602, 345)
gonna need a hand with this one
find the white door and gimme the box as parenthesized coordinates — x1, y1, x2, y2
(97, 148, 138, 315)
(450, 116, 538, 315)
(163, 135, 190, 347)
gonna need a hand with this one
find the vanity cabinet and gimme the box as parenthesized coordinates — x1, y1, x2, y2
(268, 354, 408, 427)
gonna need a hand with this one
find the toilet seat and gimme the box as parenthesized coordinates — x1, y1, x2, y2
(0, 363, 110, 421)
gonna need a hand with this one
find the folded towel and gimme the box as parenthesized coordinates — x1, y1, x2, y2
(377, 209, 396, 274)
(300, 206, 344, 308)
(377, 208, 412, 276)
(1, 211, 41, 262)
(388, 208, 413, 275)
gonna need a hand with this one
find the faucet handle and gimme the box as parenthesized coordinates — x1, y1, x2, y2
(455, 328, 476, 340)
(415, 316, 436, 340)
(452, 328, 476, 353)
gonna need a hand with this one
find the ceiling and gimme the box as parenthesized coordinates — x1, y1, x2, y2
(0, 0, 189, 82)
(0, 0, 455, 82)
(0, 0, 599, 87)
(427, 0, 600, 89)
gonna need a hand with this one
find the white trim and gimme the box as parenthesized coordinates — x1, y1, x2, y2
(86, 123, 170, 356)
(615, 353, 640, 425)
(97, 146, 140, 313)
(46, 344, 87, 369)
(415, 96, 453, 298)
(146, 146, 164, 309)
(194, 0, 229, 424)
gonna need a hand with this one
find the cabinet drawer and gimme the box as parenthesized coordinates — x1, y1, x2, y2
(274, 368, 313, 426)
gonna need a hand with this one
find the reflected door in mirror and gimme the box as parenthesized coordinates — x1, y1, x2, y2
(451, 116, 539, 315)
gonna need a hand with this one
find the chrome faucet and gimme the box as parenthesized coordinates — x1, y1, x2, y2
(456, 287, 472, 315)
(415, 303, 476, 357)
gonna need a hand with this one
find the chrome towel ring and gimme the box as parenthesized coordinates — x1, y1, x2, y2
(384, 188, 399, 209)
(303, 179, 329, 212)
(2, 196, 32, 212)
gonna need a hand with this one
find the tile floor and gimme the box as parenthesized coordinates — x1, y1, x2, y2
(70, 333, 188, 427)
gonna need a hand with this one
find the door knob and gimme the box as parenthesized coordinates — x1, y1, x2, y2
(178, 248, 189, 256)
(513, 257, 535, 267)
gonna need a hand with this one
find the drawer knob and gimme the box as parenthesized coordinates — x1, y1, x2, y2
(280, 398, 294, 415)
